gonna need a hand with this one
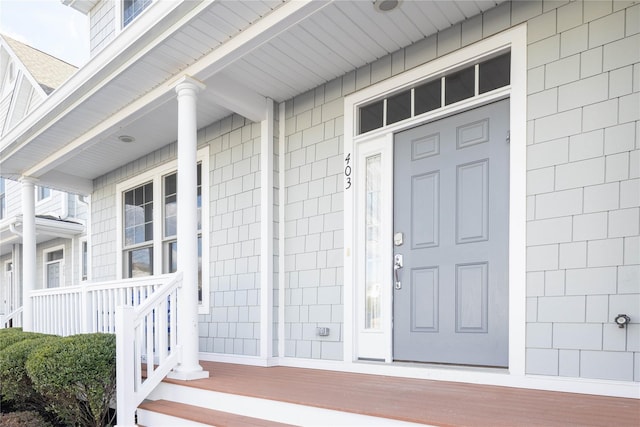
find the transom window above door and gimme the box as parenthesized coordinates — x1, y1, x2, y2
(358, 52, 510, 135)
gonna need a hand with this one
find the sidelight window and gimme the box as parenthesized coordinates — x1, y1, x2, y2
(365, 154, 382, 330)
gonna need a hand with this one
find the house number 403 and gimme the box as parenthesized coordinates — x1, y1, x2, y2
(344, 153, 352, 190)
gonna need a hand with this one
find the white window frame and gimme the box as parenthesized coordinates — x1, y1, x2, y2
(43, 245, 65, 289)
(120, 0, 153, 29)
(79, 237, 89, 282)
(3, 260, 14, 314)
(160, 167, 205, 296)
(36, 186, 52, 203)
(115, 146, 210, 314)
(122, 180, 154, 278)
(343, 25, 527, 375)
(0, 178, 5, 220)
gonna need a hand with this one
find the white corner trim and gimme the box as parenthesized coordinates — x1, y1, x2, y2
(278, 101, 286, 360)
(260, 98, 275, 359)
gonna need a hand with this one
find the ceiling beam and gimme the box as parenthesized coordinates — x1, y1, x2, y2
(208, 74, 267, 123)
(39, 170, 93, 196)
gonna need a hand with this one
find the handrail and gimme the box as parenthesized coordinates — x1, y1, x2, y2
(30, 273, 178, 297)
(115, 271, 182, 427)
(0, 306, 23, 329)
(30, 274, 177, 336)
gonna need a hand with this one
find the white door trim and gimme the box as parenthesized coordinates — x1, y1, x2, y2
(3, 260, 13, 314)
(343, 24, 527, 376)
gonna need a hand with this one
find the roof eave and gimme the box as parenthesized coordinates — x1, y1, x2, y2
(0, 0, 201, 175)
(60, 0, 97, 15)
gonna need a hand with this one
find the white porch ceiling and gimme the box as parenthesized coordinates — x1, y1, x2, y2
(0, 0, 504, 195)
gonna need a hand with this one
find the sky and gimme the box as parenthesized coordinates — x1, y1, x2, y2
(1, 0, 89, 67)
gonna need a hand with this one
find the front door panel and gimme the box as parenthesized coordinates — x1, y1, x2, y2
(393, 100, 509, 367)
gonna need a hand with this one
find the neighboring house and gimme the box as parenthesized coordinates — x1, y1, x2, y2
(0, 35, 87, 319)
(0, 0, 638, 422)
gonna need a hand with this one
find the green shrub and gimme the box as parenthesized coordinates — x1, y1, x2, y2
(0, 329, 47, 352)
(0, 335, 58, 411)
(0, 410, 53, 427)
(26, 333, 116, 427)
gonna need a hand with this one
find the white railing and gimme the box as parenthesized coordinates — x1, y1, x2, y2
(27, 273, 183, 426)
(115, 271, 182, 427)
(0, 306, 23, 329)
(30, 274, 175, 336)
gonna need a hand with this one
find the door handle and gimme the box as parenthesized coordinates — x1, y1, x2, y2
(394, 254, 403, 290)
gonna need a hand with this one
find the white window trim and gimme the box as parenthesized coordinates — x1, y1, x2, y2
(119, 0, 153, 31)
(43, 245, 65, 289)
(35, 186, 53, 204)
(0, 178, 6, 220)
(115, 0, 124, 33)
(115, 146, 210, 314)
(3, 260, 14, 313)
(343, 25, 527, 376)
(79, 237, 89, 282)
(121, 180, 155, 278)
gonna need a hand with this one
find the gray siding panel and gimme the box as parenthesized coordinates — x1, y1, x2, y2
(89, 0, 116, 57)
(84, 0, 639, 381)
(204, 116, 262, 356)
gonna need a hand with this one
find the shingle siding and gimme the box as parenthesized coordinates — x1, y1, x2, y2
(304, 0, 638, 379)
(90, 180, 117, 281)
(520, 0, 639, 382)
(82, 0, 639, 381)
(283, 86, 345, 360)
(89, 0, 116, 57)
(205, 116, 262, 356)
(256, 0, 640, 375)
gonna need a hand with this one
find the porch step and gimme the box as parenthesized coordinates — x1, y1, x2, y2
(137, 399, 295, 427)
(144, 381, 428, 426)
(138, 361, 639, 427)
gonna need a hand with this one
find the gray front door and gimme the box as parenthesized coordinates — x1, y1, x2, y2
(393, 100, 509, 367)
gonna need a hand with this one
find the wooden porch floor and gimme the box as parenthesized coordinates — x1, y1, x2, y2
(161, 361, 640, 426)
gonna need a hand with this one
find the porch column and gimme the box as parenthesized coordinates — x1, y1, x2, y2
(170, 76, 208, 380)
(20, 177, 36, 331)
